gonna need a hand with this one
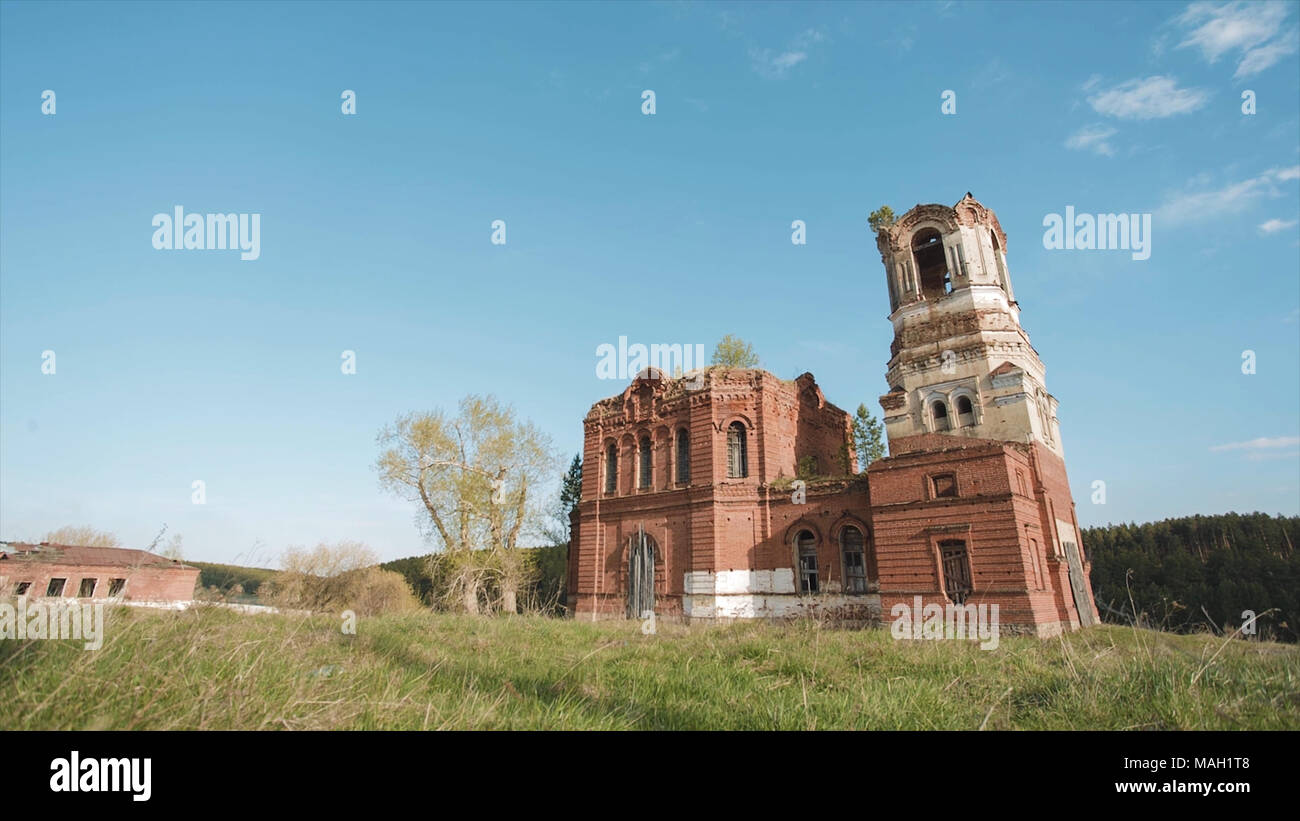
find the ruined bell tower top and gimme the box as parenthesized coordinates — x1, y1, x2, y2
(875, 193, 1015, 313)
(873, 194, 1065, 458)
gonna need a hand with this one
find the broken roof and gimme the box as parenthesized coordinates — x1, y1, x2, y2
(0, 542, 195, 569)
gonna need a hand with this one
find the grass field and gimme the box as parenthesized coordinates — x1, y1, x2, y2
(2, 607, 1297, 730)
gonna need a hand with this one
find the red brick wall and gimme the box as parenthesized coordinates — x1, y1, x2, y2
(1, 561, 199, 602)
(865, 434, 1097, 635)
(568, 377, 1099, 636)
(569, 370, 858, 617)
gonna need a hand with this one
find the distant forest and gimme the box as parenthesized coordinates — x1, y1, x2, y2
(1083, 513, 1299, 643)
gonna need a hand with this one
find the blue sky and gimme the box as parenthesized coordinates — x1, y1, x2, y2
(1, 0, 1298, 566)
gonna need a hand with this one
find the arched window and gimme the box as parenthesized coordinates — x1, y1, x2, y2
(956, 395, 975, 427)
(932, 400, 950, 432)
(675, 428, 690, 484)
(841, 526, 867, 593)
(638, 435, 652, 489)
(726, 421, 748, 478)
(912, 228, 952, 298)
(796, 530, 819, 593)
(605, 443, 617, 494)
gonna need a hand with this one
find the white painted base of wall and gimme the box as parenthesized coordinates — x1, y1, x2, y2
(681, 569, 881, 621)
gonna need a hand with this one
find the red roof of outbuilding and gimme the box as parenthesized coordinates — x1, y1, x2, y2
(0, 542, 195, 569)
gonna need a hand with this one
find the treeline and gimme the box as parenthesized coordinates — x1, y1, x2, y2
(191, 561, 277, 599)
(190, 546, 568, 615)
(382, 544, 568, 615)
(1084, 512, 1300, 642)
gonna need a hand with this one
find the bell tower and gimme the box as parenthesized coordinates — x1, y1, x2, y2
(876, 193, 1063, 457)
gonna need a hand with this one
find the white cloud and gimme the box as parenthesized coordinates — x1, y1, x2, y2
(1210, 436, 1300, 452)
(1258, 217, 1299, 234)
(1177, 1, 1287, 61)
(1235, 31, 1299, 78)
(1156, 166, 1298, 225)
(750, 27, 827, 78)
(1246, 449, 1300, 462)
(1088, 75, 1209, 119)
(1064, 124, 1118, 156)
(1174, 1, 1298, 78)
(751, 48, 807, 77)
(792, 27, 827, 48)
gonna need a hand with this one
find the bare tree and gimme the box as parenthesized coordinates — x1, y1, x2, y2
(42, 526, 121, 547)
(262, 541, 418, 615)
(375, 395, 555, 615)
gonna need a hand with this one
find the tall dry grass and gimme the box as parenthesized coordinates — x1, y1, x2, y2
(2, 607, 1296, 731)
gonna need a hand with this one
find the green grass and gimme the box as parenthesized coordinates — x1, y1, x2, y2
(2, 607, 1297, 730)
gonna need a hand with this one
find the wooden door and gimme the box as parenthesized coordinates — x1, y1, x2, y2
(627, 526, 655, 620)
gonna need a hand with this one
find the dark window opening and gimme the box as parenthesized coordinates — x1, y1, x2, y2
(841, 526, 867, 594)
(108, 578, 127, 597)
(932, 401, 950, 432)
(797, 530, 819, 593)
(605, 443, 618, 494)
(14, 581, 31, 595)
(46, 578, 66, 597)
(727, 422, 748, 479)
(638, 435, 652, 489)
(932, 473, 958, 499)
(675, 429, 690, 484)
(78, 578, 97, 598)
(956, 395, 975, 427)
(939, 539, 972, 604)
(912, 229, 952, 298)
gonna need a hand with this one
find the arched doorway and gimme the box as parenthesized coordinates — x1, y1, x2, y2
(626, 526, 656, 619)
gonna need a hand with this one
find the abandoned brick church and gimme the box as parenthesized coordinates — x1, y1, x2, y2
(566, 195, 1100, 636)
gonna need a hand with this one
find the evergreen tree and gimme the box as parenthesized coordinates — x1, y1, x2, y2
(559, 454, 582, 524)
(868, 205, 896, 232)
(1084, 513, 1300, 642)
(852, 403, 886, 471)
(543, 454, 583, 547)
